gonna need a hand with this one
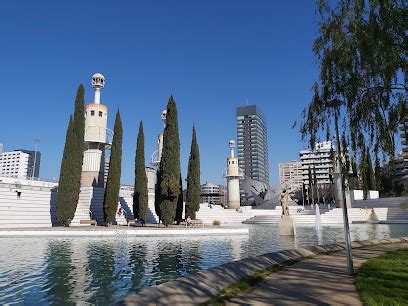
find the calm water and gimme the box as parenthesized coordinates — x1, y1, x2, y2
(1, 224, 408, 305)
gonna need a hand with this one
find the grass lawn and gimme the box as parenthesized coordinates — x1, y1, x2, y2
(355, 248, 408, 306)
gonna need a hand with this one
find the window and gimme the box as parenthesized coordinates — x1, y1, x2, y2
(91, 110, 95, 116)
(99, 111, 103, 117)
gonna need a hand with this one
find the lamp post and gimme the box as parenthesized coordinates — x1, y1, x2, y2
(334, 110, 354, 275)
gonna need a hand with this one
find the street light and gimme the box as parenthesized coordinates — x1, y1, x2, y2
(333, 110, 354, 275)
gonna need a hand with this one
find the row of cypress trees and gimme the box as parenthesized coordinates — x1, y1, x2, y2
(153, 96, 201, 226)
(57, 89, 200, 226)
(56, 85, 85, 225)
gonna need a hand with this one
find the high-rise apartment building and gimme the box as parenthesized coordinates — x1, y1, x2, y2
(279, 160, 303, 193)
(382, 152, 406, 187)
(299, 141, 334, 187)
(15, 149, 41, 178)
(236, 105, 269, 184)
(0, 147, 41, 179)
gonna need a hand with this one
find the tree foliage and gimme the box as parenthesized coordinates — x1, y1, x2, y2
(158, 96, 181, 226)
(56, 116, 74, 224)
(133, 121, 148, 221)
(175, 174, 184, 222)
(300, 0, 407, 161)
(185, 126, 201, 219)
(361, 146, 377, 199)
(56, 85, 85, 225)
(154, 169, 161, 221)
(104, 111, 123, 225)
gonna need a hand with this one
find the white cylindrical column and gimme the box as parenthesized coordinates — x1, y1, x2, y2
(228, 176, 240, 209)
(94, 89, 101, 104)
(226, 140, 242, 209)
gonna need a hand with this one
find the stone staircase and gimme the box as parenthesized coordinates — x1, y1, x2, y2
(353, 197, 408, 222)
(196, 204, 285, 225)
(243, 206, 372, 225)
(0, 185, 56, 228)
(118, 192, 159, 225)
(71, 188, 104, 226)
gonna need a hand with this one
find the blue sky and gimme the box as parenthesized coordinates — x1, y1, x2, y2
(0, 1, 319, 186)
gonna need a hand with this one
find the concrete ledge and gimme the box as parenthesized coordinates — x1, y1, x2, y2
(117, 237, 408, 305)
(0, 227, 249, 237)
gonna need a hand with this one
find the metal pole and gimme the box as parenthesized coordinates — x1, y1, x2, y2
(334, 111, 354, 275)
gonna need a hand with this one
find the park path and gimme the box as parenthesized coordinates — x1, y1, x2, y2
(228, 243, 408, 306)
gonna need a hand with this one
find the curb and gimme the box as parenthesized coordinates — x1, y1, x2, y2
(116, 236, 408, 305)
(0, 228, 249, 237)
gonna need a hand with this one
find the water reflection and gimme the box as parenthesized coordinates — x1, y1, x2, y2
(0, 223, 407, 305)
(44, 241, 76, 304)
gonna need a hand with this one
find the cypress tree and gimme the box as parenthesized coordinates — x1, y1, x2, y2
(56, 85, 85, 225)
(159, 96, 181, 226)
(366, 147, 376, 191)
(71, 84, 85, 217)
(360, 148, 369, 199)
(185, 126, 201, 219)
(154, 169, 161, 222)
(374, 156, 382, 192)
(308, 166, 314, 204)
(175, 174, 183, 223)
(56, 116, 74, 225)
(104, 111, 123, 225)
(133, 121, 148, 221)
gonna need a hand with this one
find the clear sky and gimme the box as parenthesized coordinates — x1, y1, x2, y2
(0, 1, 320, 186)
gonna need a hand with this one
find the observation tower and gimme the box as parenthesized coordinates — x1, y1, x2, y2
(81, 73, 113, 187)
(225, 140, 243, 209)
(151, 109, 167, 167)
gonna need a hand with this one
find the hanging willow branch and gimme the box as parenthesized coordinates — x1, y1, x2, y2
(301, 0, 407, 159)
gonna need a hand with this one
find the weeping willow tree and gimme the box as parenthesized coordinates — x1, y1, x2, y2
(300, 0, 406, 171)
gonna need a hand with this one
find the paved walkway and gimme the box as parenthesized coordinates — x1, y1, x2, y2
(228, 243, 408, 305)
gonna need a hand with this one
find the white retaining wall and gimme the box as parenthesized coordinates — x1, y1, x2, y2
(0, 183, 159, 228)
(0, 185, 56, 228)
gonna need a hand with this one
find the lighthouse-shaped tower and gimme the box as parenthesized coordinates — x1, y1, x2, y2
(81, 73, 111, 187)
(151, 109, 167, 167)
(226, 140, 243, 209)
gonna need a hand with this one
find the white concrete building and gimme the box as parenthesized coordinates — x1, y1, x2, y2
(0, 150, 31, 179)
(278, 160, 303, 192)
(201, 182, 221, 205)
(299, 141, 334, 187)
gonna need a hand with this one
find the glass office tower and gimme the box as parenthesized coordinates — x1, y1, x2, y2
(236, 105, 269, 184)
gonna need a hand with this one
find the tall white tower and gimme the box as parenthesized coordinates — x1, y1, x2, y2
(81, 73, 112, 187)
(151, 109, 167, 167)
(226, 140, 243, 209)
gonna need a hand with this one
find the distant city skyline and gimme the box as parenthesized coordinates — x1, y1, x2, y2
(0, 1, 402, 186)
